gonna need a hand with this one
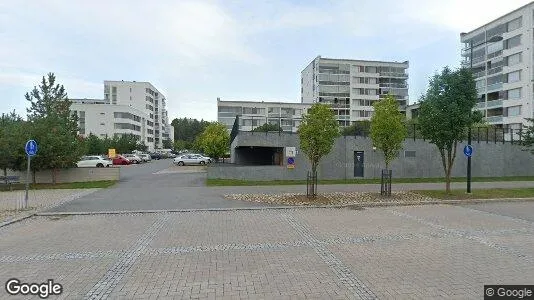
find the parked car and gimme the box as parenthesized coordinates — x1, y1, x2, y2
(112, 155, 131, 165)
(173, 154, 210, 166)
(150, 152, 163, 160)
(77, 156, 113, 168)
(138, 154, 151, 162)
(123, 154, 143, 164)
(191, 154, 212, 163)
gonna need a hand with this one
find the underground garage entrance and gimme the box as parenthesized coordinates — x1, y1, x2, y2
(234, 146, 284, 165)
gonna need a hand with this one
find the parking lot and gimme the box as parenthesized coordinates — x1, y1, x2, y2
(2, 203, 534, 299)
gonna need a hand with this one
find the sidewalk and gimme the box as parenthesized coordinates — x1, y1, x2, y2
(207, 180, 534, 194)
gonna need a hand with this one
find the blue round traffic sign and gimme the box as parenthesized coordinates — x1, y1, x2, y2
(25, 140, 38, 157)
(463, 145, 473, 157)
(287, 157, 295, 165)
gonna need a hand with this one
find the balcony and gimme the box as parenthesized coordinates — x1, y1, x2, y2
(486, 99, 503, 108)
(487, 67, 502, 76)
(486, 83, 503, 92)
(378, 83, 408, 89)
(486, 116, 503, 123)
(379, 72, 408, 78)
(473, 70, 486, 78)
(476, 102, 486, 109)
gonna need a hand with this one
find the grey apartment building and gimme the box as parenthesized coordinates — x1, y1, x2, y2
(461, 2, 534, 140)
(301, 56, 409, 126)
(71, 81, 174, 151)
(218, 55, 409, 131)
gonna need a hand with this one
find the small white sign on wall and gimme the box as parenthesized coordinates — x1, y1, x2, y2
(285, 147, 296, 157)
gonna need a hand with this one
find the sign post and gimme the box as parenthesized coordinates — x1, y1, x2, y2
(24, 140, 38, 209)
(464, 144, 473, 194)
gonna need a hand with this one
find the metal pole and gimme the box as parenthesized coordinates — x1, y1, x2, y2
(467, 40, 473, 194)
(24, 155, 31, 208)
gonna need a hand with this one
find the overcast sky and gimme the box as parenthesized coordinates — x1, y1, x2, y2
(0, 0, 531, 121)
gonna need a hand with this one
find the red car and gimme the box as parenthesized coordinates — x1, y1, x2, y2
(112, 155, 131, 165)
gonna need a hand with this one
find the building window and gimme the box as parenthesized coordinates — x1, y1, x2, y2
(504, 34, 521, 49)
(112, 86, 117, 93)
(404, 150, 416, 158)
(506, 52, 522, 66)
(506, 105, 521, 117)
(507, 17, 522, 32)
(100, 112, 105, 115)
(507, 71, 521, 83)
(507, 88, 521, 100)
(100, 123, 105, 125)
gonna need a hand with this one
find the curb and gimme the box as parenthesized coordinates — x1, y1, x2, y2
(32, 197, 534, 217)
(0, 189, 100, 229)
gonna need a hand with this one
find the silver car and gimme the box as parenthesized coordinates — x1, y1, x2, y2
(123, 154, 142, 164)
(173, 154, 209, 166)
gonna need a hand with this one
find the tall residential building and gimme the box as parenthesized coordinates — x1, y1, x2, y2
(460, 2, 532, 140)
(71, 81, 174, 151)
(217, 98, 311, 132)
(301, 56, 409, 126)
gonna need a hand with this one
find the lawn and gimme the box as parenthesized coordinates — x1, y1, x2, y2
(413, 188, 534, 200)
(207, 176, 534, 186)
(0, 180, 117, 192)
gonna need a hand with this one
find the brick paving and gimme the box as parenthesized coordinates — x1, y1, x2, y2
(0, 189, 99, 224)
(0, 204, 533, 299)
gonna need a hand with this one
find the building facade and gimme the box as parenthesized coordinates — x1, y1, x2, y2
(460, 2, 533, 140)
(217, 98, 312, 132)
(71, 81, 174, 151)
(301, 56, 409, 126)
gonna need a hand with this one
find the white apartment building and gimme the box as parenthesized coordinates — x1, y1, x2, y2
(301, 56, 409, 126)
(217, 98, 311, 132)
(71, 81, 174, 151)
(460, 2, 533, 140)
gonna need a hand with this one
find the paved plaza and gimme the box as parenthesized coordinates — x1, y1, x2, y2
(1, 202, 534, 299)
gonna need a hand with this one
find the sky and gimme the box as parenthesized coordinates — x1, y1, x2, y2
(0, 0, 532, 122)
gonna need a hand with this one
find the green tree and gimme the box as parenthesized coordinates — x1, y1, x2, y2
(341, 120, 371, 136)
(173, 139, 192, 152)
(520, 118, 534, 154)
(162, 139, 173, 149)
(0, 111, 28, 182)
(25, 73, 84, 183)
(418, 67, 481, 193)
(197, 123, 230, 161)
(252, 123, 282, 132)
(297, 103, 339, 197)
(84, 133, 106, 155)
(370, 94, 407, 169)
(170, 118, 211, 144)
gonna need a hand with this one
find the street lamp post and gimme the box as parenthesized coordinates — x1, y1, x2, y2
(465, 34, 503, 193)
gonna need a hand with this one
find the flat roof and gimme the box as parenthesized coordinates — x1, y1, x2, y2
(318, 56, 409, 65)
(460, 1, 533, 37)
(217, 99, 310, 106)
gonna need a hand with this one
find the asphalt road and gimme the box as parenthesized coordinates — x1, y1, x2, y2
(49, 159, 266, 212)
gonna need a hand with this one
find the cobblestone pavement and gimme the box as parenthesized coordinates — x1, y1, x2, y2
(1, 203, 534, 299)
(0, 189, 99, 224)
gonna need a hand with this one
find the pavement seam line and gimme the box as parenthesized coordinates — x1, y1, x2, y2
(83, 213, 169, 300)
(390, 210, 534, 263)
(32, 197, 534, 217)
(281, 213, 377, 300)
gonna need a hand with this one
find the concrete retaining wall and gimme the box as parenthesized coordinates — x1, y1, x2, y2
(209, 132, 534, 180)
(4, 167, 120, 184)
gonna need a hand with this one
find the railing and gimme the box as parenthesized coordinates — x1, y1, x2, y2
(379, 83, 408, 88)
(476, 102, 486, 109)
(486, 99, 503, 108)
(486, 116, 503, 123)
(379, 72, 408, 78)
(473, 70, 486, 78)
(487, 67, 503, 75)
(487, 83, 503, 92)
(488, 51, 503, 60)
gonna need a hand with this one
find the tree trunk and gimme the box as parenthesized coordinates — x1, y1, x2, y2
(310, 162, 318, 198)
(52, 168, 58, 184)
(439, 148, 448, 192)
(445, 146, 454, 194)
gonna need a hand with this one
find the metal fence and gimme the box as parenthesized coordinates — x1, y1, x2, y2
(350, 123, 526, 144)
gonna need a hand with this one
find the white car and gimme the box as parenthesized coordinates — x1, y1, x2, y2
(173, 154, 210, 166)
(123, 154, 143, 164)
(138, 154, 151, 162)
(192, 154, 212, 163)
(77, 156, 113, 168)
